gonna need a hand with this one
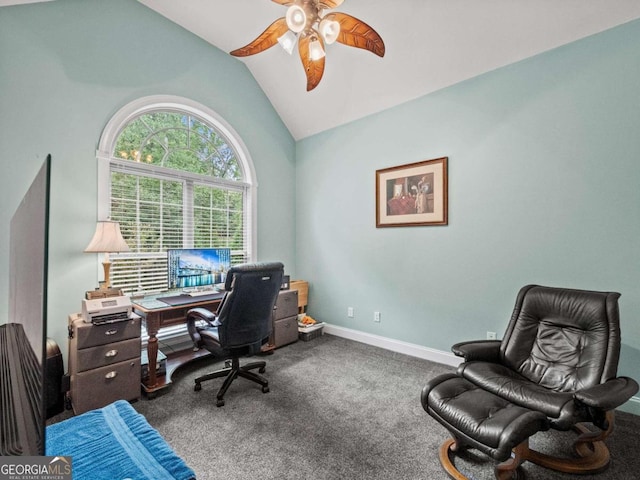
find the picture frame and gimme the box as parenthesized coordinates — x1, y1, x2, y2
(376, 157, 448, 227)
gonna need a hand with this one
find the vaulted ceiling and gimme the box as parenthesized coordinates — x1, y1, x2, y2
(4, 0, 640, 140)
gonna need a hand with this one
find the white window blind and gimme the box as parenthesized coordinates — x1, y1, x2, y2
(105, 109, 250, 294)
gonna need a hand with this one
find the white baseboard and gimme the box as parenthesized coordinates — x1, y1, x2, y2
(323, 324, 460, 368)
(620, 394, 640, 416)
(323, 324, 640, 416)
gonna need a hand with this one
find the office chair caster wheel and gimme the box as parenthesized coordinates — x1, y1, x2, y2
(262, 386, 269, 394)
(194, 382, 202, 392)
(259, 366, 266, 373)
(216, 399, 225, 407)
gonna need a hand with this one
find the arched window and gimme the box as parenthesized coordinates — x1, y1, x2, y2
(96, 96, 257, 293)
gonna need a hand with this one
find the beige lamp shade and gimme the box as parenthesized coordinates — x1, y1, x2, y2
(85, 221, 129, 288)
(84, 221, 130, 253)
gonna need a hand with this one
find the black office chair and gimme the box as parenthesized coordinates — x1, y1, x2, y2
(186, 262, 284, 407)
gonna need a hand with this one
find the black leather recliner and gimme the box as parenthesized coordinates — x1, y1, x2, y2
(422, 285, 639, 480)
(186, 262, 284, 407)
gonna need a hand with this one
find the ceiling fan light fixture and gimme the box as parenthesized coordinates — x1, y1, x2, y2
(285, 5, 307, 33)
(229, 0, 385, 91)
(319, 18, 340, 44)
(277, 30, 298, 55)
(308, 36, 325, 61)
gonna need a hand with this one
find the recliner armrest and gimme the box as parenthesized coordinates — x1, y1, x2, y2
(452, 340, 501, 363)
(575, 377, 639, 411)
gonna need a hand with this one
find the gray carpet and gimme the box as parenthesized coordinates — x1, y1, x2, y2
(52, 334, 640, 479)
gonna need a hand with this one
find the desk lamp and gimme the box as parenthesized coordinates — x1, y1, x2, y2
(84, 220, 130, 289)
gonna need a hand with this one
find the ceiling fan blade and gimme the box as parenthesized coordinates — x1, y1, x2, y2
(319, 0, 345, 8)
(328, 12, 385, 57)
(230, 18, 290, 57)
(298, 35, 325, 91)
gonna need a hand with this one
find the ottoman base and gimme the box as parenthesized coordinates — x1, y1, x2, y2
(423, 374, 614, 480)
(439, 437, 529, 480)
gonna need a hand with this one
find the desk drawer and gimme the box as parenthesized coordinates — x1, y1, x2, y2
(71, 358, 141, 414)
(273, 315, 298, 348)
(274, 290, 298, 320)
(150, 300, 221, 327)
(76, 337, 140, 373)
(74, 317, 140, 349)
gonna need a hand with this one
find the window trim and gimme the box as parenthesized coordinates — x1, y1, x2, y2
(95, 94, 258, 260)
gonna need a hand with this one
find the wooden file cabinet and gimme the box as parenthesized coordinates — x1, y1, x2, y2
(68, 314, 141, 414)
(272, 289, 299, 348)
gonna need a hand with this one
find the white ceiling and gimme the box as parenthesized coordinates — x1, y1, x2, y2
(5, 1, 640, 140)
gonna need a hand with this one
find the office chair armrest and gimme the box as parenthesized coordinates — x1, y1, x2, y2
(575, 377, 640, 411)
(452, 340, 501, 363)
(186, 307, 219, 348)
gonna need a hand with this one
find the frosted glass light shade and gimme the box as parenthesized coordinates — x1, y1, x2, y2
(285, 5, 307, 33)
(319, 18, 340, 44)
(277, 30, 298, 55)
(309, 37, 326, 61)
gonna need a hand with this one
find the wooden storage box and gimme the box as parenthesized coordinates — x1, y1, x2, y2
(290, 280, 308, 312)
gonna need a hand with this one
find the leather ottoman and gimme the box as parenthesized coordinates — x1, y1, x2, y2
(422, 373, 549, 462)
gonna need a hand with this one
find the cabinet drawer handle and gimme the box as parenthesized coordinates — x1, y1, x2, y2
(105, 329, 118, 336)
(105, 349, 118, 358)
(105, 371, 117, 379)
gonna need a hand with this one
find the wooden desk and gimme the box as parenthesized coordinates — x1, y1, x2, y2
(132, 292, 224, 397)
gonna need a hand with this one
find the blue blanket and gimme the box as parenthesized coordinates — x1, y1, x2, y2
(46, 400, 195, 480)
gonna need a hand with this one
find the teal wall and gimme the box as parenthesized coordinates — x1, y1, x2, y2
(296, 20, 640, 411)
(0, 0, 296, 352)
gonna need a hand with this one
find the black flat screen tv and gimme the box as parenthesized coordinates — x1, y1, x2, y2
(167, 248, 231, 290)
(1, 155, 50, 456)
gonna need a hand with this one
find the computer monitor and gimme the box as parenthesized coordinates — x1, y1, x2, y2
(167, 248, 231, 290)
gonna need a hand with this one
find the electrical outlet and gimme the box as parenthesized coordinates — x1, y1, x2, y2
(374, 311, 381, 323)
(347, 307, 354, 318)
(487, 331, 497, 340)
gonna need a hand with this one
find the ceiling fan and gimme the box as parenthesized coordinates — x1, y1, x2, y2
(230, 0, 385, 91)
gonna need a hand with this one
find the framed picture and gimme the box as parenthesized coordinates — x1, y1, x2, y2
(376, 157, 448, 227)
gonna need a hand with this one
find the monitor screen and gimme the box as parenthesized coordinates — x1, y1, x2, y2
(167, 248, 231, 290)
